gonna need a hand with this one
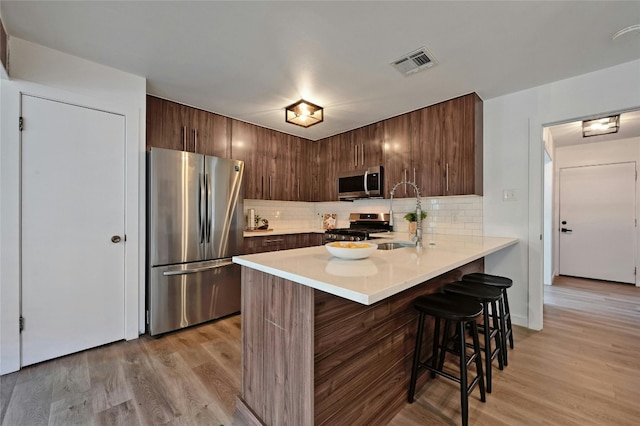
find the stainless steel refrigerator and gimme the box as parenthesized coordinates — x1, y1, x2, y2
(146, 147, 244, 336)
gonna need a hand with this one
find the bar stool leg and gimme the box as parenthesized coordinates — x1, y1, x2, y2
(491, 300, 504, 371)
(430, 317, 441, 379)
(470, 321, 486, 402)
(438, 320, 452, 372)
(480, 301, 493, 393)
(503, 289, 514, 349)
(458, 320, 469, 426)
(409, 311, 426, 403)
(498, 296, 509, 366)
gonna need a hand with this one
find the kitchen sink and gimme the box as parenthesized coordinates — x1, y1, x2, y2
(376, 242, 414, 250)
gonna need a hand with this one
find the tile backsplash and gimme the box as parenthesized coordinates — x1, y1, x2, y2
(245, 195, 483, 236)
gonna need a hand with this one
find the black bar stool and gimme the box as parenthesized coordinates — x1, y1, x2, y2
(409, 292, 486, 426)
(462, 272, 514, 351)
(443, 281, 505, 392)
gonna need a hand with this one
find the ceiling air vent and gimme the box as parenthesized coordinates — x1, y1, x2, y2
(391, 47, 437, 76)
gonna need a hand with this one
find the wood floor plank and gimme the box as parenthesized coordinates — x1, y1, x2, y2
(86, 342, 133, 414)
(120, 339, 183, 425)
(1, 369, 54, 426)
(49, 390, 94, 426)
(0, 372, 18, 424)
(93, 399, 141, 426)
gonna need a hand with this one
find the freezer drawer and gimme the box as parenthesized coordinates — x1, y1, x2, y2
(148, 258, 240, 336)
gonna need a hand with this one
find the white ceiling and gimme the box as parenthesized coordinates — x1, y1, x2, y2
(549, 109, 640, 148)
(1, 1, 640, 141)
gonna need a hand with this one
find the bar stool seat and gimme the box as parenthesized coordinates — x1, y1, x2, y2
(443, 281, 505, 393)
(409, 292, 486, 426)
(462, 272, 514, 351)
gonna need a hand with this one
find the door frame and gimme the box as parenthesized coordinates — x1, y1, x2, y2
(1, 79, 143, 374)
(529, 107, 640, 330)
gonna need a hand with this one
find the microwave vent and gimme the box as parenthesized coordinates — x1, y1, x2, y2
(391, 47, 437, 76)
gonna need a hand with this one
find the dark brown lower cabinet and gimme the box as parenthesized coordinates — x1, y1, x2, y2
(243, 233, 324, 254)
(236, 258, 484, 425)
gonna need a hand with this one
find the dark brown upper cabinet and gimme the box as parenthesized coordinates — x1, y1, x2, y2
(231, 119, 314, 201)
(145, 96, 230, 158)
(383, 92, 483, 198)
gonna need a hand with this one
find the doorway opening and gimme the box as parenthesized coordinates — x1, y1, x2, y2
(542, 109, 640, 298)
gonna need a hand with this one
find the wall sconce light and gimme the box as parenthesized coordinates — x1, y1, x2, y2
(285, 99, 323, 128)
(582, 115, 620, 137)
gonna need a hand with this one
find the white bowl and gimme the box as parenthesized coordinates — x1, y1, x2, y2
(325, 242, 378, 260)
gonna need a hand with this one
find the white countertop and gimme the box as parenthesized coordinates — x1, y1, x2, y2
(233, 233, 518, 305)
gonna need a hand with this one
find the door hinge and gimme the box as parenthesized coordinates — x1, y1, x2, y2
(19, 316, 25, 332)
(124, 234, 127, 242)
(19, 117, 24, 131)
(635, 267, 637, 276)
(146, 310, 150, 325)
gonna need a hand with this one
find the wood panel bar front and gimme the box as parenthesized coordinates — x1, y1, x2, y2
(237, 258, 483, 425)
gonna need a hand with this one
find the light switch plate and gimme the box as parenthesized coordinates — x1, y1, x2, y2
(503, 189, 517, 201)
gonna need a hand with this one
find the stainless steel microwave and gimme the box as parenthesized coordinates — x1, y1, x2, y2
(338, 166, 384, 200)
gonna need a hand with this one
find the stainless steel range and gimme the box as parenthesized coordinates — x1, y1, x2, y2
(324, 213, 391, 241)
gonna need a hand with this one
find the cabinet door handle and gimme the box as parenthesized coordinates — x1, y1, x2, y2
(182, 126, 187, 151)
(261, 176, 264, 199)
(269, 175, 272, 199)
(264, 239, 284, 244)
(446, 163, 450, 192)
(361, 143, 365, 166)
(403, 169, 408, 196)
(193, 128, 198, 152)
(413, 168, 416, 184)
(354, 144, 358, 168)
(297, 179, 300, 200)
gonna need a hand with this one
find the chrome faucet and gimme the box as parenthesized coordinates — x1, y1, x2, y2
(389, 181, 423, 247)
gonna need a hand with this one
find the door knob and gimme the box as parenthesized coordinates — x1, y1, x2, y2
(111, 235, 122, 243)
(560, 228, 572, 233)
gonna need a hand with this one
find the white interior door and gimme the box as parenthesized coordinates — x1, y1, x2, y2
(21, 94, 126, 366)
(559, 162, 636, 284)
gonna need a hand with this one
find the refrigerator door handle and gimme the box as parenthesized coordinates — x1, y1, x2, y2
(199, 173, 206, 244)
(162, 259, 234, 276)
(206, 173, 212, 243)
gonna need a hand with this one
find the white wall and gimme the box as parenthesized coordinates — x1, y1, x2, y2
(553, 137, 640, 284)
(0, 38, 146, 374)
(246, 194, 483, 236)
(484, 59, 640, 330)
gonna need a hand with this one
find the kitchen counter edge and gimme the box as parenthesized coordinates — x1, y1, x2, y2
(233, 234, 518, 305)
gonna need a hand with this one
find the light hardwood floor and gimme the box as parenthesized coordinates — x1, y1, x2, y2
(1, 276, 639, 425)
(389, 276, 640, 425)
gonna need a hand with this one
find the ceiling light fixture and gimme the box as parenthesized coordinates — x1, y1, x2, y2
(582, 115, 620, 137)
(612, 24, 640, 41)
(285, 99, 323, 128)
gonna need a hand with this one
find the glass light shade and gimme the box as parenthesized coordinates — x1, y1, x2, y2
(582, 115, 620, 137)
(285, 99, 323, 128)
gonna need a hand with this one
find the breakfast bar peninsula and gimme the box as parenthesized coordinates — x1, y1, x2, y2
(232, 234, 518, 425)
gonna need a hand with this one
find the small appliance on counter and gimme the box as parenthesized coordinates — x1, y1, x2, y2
(324, 213, 391, 241)
(322, 213, 337, 230)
